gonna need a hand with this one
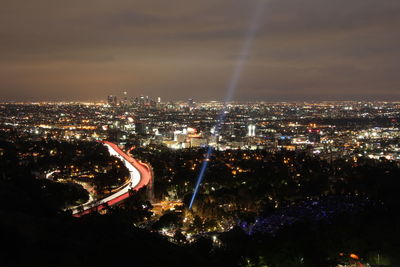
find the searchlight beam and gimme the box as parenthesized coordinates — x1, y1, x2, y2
(189, 0, 267, 209)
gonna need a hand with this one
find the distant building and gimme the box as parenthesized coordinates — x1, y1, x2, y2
(308, 129, 321, 143)
(222, 123, 235, 137)
(174, 130, 187, 143)
(308, 133, 321, 143)
(139, 95, 146, 106)
(190, 137, 207, 147)
(121, 91, 128, 106)
(107, 95, 117, 106)
(248, 124, 256, 137)
(135, 122, 147, 135)
(188, 98, 195, 107)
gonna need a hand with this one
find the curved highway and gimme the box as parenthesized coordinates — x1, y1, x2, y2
(71, 141, 152, 217)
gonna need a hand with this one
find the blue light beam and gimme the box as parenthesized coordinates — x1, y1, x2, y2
(189, 0, 267, 209)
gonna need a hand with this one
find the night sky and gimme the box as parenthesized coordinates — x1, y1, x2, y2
(1, 0, 399, 102)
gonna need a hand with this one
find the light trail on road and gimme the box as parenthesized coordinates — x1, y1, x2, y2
(70, 141, 152, 217)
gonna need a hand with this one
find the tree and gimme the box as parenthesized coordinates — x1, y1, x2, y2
(152, 211, 182, 231)
(173, 230, 187, 244)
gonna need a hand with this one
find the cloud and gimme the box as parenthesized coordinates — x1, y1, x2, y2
(0, 0, 399, 101)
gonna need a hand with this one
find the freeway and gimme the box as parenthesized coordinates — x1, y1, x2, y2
(71, 141, 152, 217)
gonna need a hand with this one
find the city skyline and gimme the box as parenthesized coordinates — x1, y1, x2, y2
(2, 1, 400, 266)
(1, 0, 400, 102)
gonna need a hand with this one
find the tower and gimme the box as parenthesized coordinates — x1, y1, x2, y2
(188, 98, 195, 107)
(123, 91, 128, 106)
(107, 95, 117, 106)
(247, 124, 256, 137)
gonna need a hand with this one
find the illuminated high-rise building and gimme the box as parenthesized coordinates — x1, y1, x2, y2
(122, 91, 128, 106)
(107, 95, 117, 106)
(248, 124, 256, 137)
(135, 122, 147, 135)
(188, 98, 195, 107)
